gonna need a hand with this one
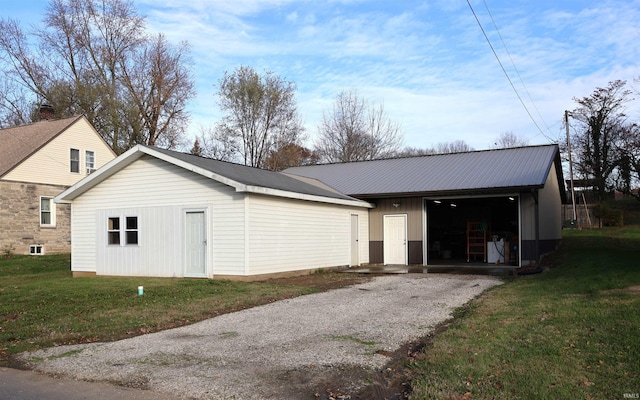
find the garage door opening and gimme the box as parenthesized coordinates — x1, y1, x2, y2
(425, 196, 520, 267)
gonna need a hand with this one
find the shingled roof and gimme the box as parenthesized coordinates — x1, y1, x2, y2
(149, 146, 363, 202)
(0, 116, 84, 178)
(56, 145, 372, 208)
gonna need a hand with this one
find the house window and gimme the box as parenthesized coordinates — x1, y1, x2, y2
(125, 217, 138, 245)
(29, 245, 44, 255)
(70, 148, 80, 173)
(86, 150, 95, 174)
(40, 197, 55, 226)
(107, 216, 139, 245)
(108, 217, 120, 245)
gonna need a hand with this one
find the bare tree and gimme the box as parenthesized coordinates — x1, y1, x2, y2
(314, 89, 403, 163)
(0, 0, 195, 153)
(492, 131, 529, 148)
(195, 124, 240, 163)
(216, 66, 304, 168)
(396, 146, 436, 157)
(121, 34, 195, 149)
(396, 140, 474, 158)
(434, 140, 473, 154)
(569, 80, 632, 201)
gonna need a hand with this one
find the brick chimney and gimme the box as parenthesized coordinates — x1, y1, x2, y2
(39, 104, 55, 121)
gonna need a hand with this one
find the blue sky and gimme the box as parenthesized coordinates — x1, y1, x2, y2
(2, 0, 640, 151)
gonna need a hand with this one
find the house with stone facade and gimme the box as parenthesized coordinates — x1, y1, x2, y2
(0, 112, 115, 255)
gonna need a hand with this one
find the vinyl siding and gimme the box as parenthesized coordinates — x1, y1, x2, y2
(4, 118, 115, 186)
(70, 156, 245, 277)
(245, 194, 369, 275)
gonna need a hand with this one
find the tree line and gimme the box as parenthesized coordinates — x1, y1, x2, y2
(0, 0, 194, 154)
(0, 0, 512, 165)
(2, 0, 637, 202)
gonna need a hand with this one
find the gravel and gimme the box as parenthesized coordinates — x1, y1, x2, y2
(17, 273, 501, 399)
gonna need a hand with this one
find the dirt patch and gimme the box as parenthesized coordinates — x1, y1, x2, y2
(268, 271, 375, 291)
(600, 285, 640, 295)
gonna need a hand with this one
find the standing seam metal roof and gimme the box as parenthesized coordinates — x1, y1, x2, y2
(284, 145, 562, 197)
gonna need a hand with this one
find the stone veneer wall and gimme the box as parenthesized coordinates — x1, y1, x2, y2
(0, 180, 71, 255)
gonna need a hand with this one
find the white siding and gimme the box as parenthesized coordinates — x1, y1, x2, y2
(245, 194, 369, 275)
(70, 156, 245, 277)
(5, 118, 115, 186)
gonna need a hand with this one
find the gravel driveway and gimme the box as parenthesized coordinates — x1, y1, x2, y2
(17, 273, 501, 399)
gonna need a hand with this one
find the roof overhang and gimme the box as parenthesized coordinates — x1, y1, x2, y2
(55, 145, 373, 209)
(348, 185, 545, 200)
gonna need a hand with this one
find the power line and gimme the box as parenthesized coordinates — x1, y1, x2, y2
(481, 0, 554, 137)
(466, 0, 554, 143)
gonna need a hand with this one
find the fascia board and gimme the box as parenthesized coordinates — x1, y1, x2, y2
(54, 145, 144, 203)
(243, 185, 374, 208)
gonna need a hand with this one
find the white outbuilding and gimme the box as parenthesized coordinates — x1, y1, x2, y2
(55, 145, 372, 280)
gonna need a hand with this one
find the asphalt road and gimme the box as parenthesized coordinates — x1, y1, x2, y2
(0, 367, 177, 400)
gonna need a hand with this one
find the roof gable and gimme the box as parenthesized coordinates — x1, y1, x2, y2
(285, 145, 566, 198)
(56, 145, 372, 208)
(0, 116, 84, 178)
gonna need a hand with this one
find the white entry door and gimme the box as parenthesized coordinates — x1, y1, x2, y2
(185, 211, 206, 277)
(350, 214, 359, 266)
(384, 214, 407, 265)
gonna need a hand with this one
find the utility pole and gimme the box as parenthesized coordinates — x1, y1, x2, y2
(565, 110, 577, 225)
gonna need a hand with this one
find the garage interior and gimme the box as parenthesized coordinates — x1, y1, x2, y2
(425, 196, 520, 267)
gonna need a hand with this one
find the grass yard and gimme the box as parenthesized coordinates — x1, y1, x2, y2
(2, 227, 639, 399)
(408, 226, 640, 399)
(0, 256, 367, 366)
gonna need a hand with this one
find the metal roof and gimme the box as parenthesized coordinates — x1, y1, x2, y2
(285, 145, 564, 198)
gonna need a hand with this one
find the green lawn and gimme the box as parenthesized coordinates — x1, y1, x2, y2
(2, 227, 640, 399)
(408, 227, 640, 399)
(0, 255, 341, 365)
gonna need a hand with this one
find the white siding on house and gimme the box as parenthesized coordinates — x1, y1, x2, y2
(70, 156, 246, 277)
(95, 206, 183, 277)
(4, 118, 114, 186)
(245, 194, 369, 275)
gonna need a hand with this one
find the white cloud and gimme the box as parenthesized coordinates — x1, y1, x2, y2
(132, 0, 640, 151)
